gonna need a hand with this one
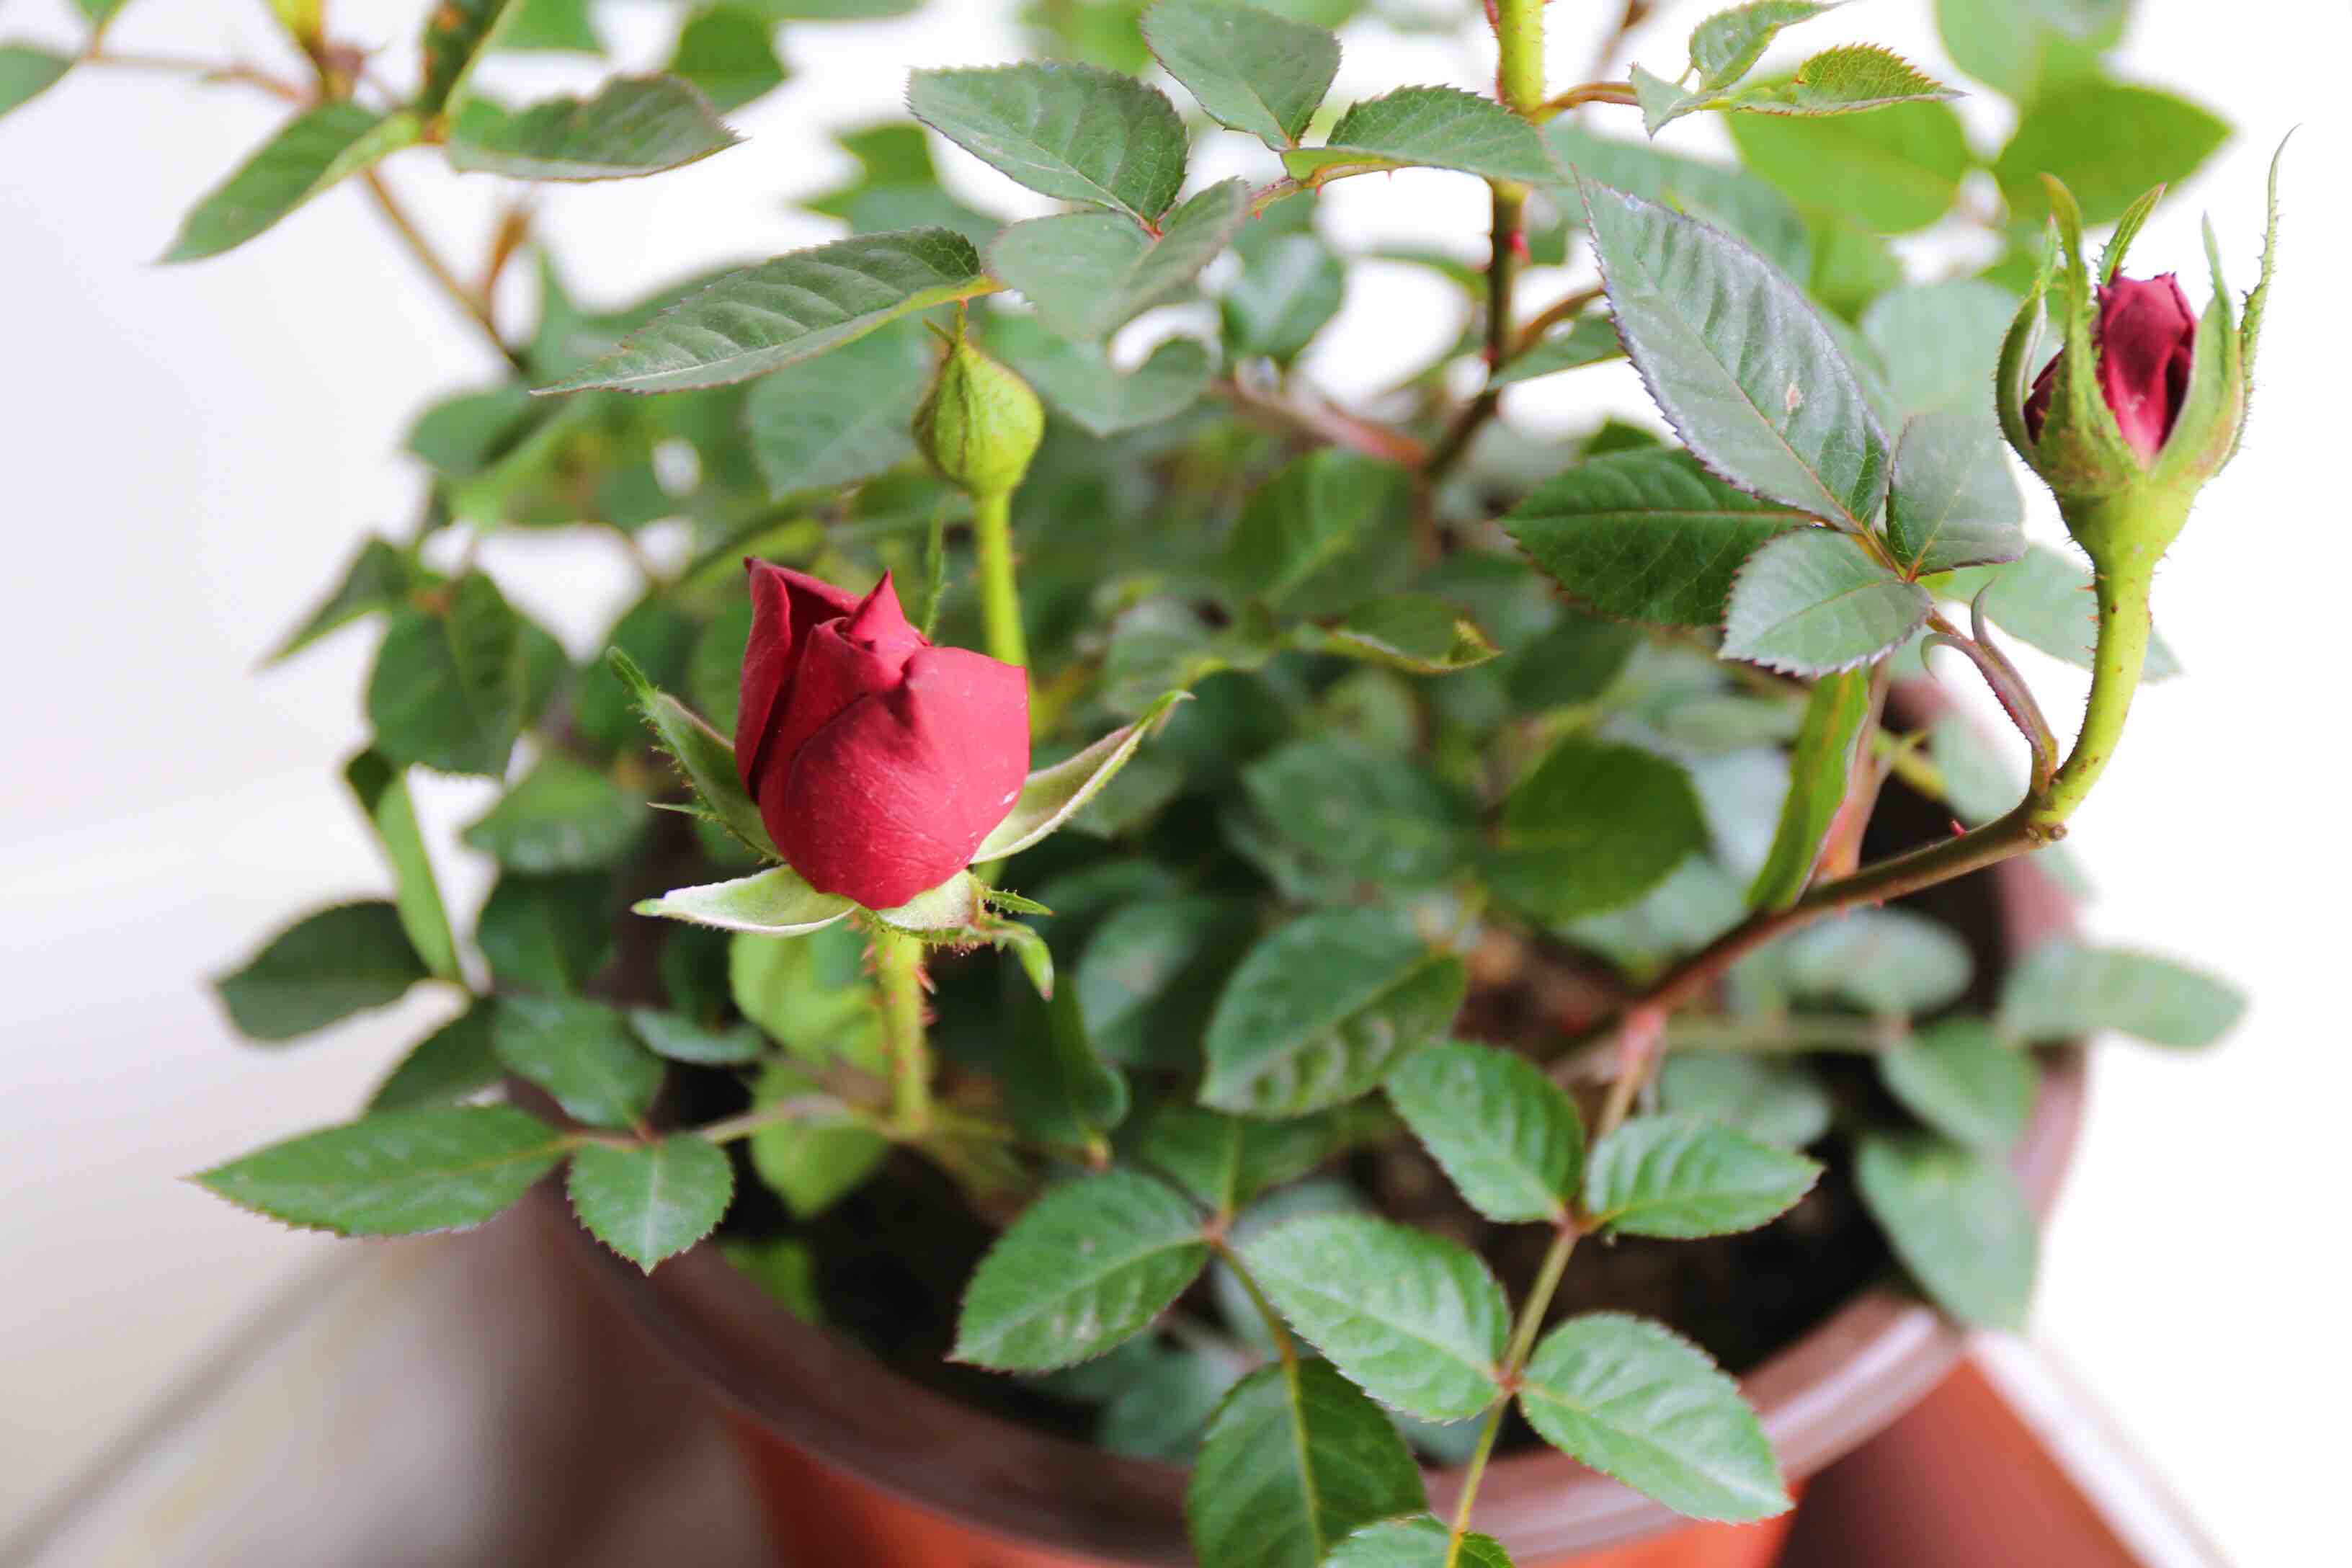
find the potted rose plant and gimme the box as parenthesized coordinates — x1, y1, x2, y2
(12, 0, 2278, 1562)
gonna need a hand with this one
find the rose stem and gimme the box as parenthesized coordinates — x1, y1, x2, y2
(968, 488, 1028, 669)
(871, 927, 932, 1136)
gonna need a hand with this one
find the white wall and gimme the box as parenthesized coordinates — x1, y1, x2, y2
(3, 0, 2343, 1556)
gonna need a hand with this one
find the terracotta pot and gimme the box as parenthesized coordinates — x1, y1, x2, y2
(553, 852, 2082, 1568)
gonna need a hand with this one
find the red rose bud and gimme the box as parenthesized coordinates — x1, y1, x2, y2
(734, 561, 1030, 911)
(2024, 272, 2197, 463)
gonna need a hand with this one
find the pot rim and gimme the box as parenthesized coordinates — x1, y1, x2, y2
(553, 852, 2082, 1565)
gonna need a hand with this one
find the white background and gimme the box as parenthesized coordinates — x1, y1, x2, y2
(2, 0, 2344, 1558)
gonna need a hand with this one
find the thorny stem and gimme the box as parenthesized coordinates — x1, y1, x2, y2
(968, 488, 1029, 669)
(872, 927, 933, 1136)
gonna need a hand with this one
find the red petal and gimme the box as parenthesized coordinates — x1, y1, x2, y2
(734, 561, 861, 798)
(2095, 273, 2199, 462)
(770, 646, 1030, 910)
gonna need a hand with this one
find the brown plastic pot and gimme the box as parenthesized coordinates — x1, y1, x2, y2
(553, 852, 2082, 1568)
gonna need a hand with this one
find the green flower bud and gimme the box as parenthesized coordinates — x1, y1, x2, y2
(914, 331, 1043, 497)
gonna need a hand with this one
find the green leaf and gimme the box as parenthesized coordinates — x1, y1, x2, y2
(540, 228, 989, 393)
(462, 754, 642, 873)
(1186, 1360, 1427, 1568)
(1141, 0, 1338, 148)
(1200, 910, 1466, 1116)
(1733, 45, 1959, 115)
(1240, 1214, 1506, 1420)
(197, 1105, 566, 1236)
(1136, 1104, 1334, 1217)
(1861, 280, 2020, 418)
(627, 1006, 765, 1065)
(1385, 1041, 1582, 1224)
(1580, 179, 1891, 528)
(447, 76, 738, 181)
(669, 7, 788, 114)
(1938, 544, 2181, 680)
(1721, 528, 1930, 674)
(996, 331, 1211, 437)
(369, 1003, 504, 1112)
(1936, 0, 2121, 104)
(502, 0, 600, 52)
(1505, 449, 1807, 627)
(1287, 86, 1553, 184)
(1657, 1051, 1832, 1149)
(491, 994, 663, 1128)
(419, 0, 517, 115)
(975, 690, 1189, 860)
(1884, 413, 2025, 576)
(1221, 223, 1345, 364)
(1326, 1517, 1512, 1568)
(741, 320, 928, 494)
(1854, 1131, 2036, 1329)
(1731, 97, 1970, 235)
(1995, 81, 2228, 227)
(722, 1235, 826, 1322)
(989, 178, 1248, 342)
(266, 536, 416, 663)
(1544, 125, 1812, 280)
(1490, 739, 1708, 922)
(163, 104, 424, 262)
(731, 925, 881, 1067)
(746, 1060, 886, 1216)
(1076, 896, 1260, 1069)
(1240, 737, 1470, 886)
(1518, 1313, 1789, 1522)
(1583, 1113, 1821, 1238)
(1491, 313, 1622, 387)
(1746, 667, 1869, 910)
(367, 573, 525, 777)
(1317, 594, 1501, 675)
(1879, 1017, 2036, 1150)
(215, 902, 427, 1043)
(1689, 2, 1840, 92)
(1, 45, 71, 122)
(1632, 63, 1721, 137)
(1780, 907, 1972, 1015)
(907, 62, 1188, 223)
(566, 1136, 734, 1270)
(476, 871, 612, 994)
(1504, 614, 1642, 711)
(344, 749, 461, 982)
(1997, 940, 2245, 1048)
(637, 863, 856, 934)
(1004, 981, 1130, 1149)
(606, 649, 777, 855)
(953, 1170, 1209, 1370)
(1224, 449, 1415, 615)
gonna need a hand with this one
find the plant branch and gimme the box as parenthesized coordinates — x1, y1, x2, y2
(1507, 285, 1607, 362)
(1209, 377, 1427, 466)
(1208, 1239, 1300, 1378)
(692, 1092, 860, 1145)
(1450, 1216, 1580, 1555)
(81, 47, 308, 102)
(1534, 81, 1639, 120)
(871, 927, 933, 1136)
(358, 170, 526, 373)
(968, 487, 1029, 669)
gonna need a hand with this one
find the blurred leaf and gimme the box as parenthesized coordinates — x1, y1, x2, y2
(909, 62, 1188, 223)
(419, 0, 517, 114)
(163, 104, 423, 262)
(1937, 0, 2126, 104)
(1004, 981, 1130, 1147)
(492, 994, 663, 1128)
(1879, 1017, 2036, 1149)
(447, 76, 739, 181)
(1861, 280, 2020, 418)
(1386, 1041, 1583, 1223)
(195, 1106, 565, 1236)
(1492, 313, 1623, 387)
(345, 749, 461, 981)
(1317, 595, 1501, 675)
(1580, 179, 1890, 527)
(1224, 450, 1415, 616)
(1544, 125, 1812, 279)
(628, 1006, 765, 1065)
(0, 45, 71, 122)
(1201, 910, 1466, 1115)
(1689, 2, 1840, 92)
(1721, 529, 1930, 674)
(997, 179, 1247, 342)
(1505, 449, 1807, 627)
(721, 1236, 826, 1322)
(367, 574, 525, 778)
(1728, 99, 1971, 233)
(370, 1002, 504, 1112)
(997, 330, 1212, 437)
(1077, 896, 1259, 1069)
(1781, 906, 1972, 1015)
(1186, 1360, 1427, 1568)
(215, 902, 427, 1043)
(1095, 1340, 1243, 1461)
(476, 871, 614, 994)
(1242, 737, 1471, 886)
(1286, 86, 1553, 184)
(1995, 80, 2227, 226)
(1936, 544, 2181, 680)
(1855, 1131, 2036, 1329)
(1584, 1114, 1822, 1237)
(1491, 739, 1708, 922)
(1142, 0, 1338, 148)
(567, 1136, 734, 1270)
(1657, 1051, 1833, 1148)
(1746, 667, 1869, 910)
(267, 537, 416, 663)
(463, 754, 643, 873)
(1325, 1517, 1510, 1568)
(747, 1059, 887, 1216)
(502, 0, 600, 52)
(745, 321, 929, 495)
(1518, 1313, 1789, 1521)
(542, 228, 989, 393)
(1997, 940, 2245, 1048)
(669, 8, 788, 113)
(1222, 228, 1345, 364)
(954, 1171, 1209, 1369)
(1241, 1214, 1507, 1420)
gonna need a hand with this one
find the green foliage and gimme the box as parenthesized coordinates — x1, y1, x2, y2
(1240, 738, 1469, 887)
(1325, 1516, 1512, 1567)
(1519, 1313, 1788, 1521)
(669, 9, 789, 114)
(1738, 47, 1958, 115)
(491, 995, 664, 1128)
(0, 45, 71, 122)
(1318, 596, 1500, 675)
(1721, 529, 1931, 674)
(1778, 907, 1973, 1015)
(1729, 98, 1972, 234)
(1862, 282, 2021, 419)
(462, 754, 643, 873)
(1241, 1213, 1508, 1418)
(1386, 1042, 1583, 1224)
(1747, 669, 1868, 911)
(976, 692, 1191, 859)
(164, 104, 422, 262)
(367, 574, 526, 778)
(1938, 545, 2182, 680)
(1002, 981, 1130, 1149)
(995, 329, 1211, 436)
(908, 63, 1188, 223)
(1291, 86, 1554, 184)
(1142, 0, 1339, 148)
(990, 179, 1247, 341)
(1657, 1052, 1833, 1149)
(1995, 81, 2228, 226)
(447, 77, 740, 182)
(1136, 1104, 1334, 1217)
(1077, 896, 1257, 1069)
(1855, 1131, 2037, 1329)
(1584, 1114, 1822, 1238)
(370, 1003, 504, 1112)
(1689, 3, 1840, 92)
(1490, 739, 1708, 922)
(608, 650, 777, 856)
(1200, 910, 1466, 1115)
(746, 1061, 887, 1216)
(196, 1105, 566, 1236)
(1186, 1359, 1427, 1568)
(628, 1007, 765, 1066)
(1885, 413, 2027, 576)
(745, 323, 930, 495)
(1879, 1018, 2037, 1149)
(345, 751, 461, 982)
(419, 0, 518, 116)
(215, 902, 427, 1043)
(1936, 0, 2122, 104)
(1998, 941, 2245, 1048)
(567, 1136, 734, 1270)
(953, 1170, 1209, 1370)
(476, 871, 612, 994)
